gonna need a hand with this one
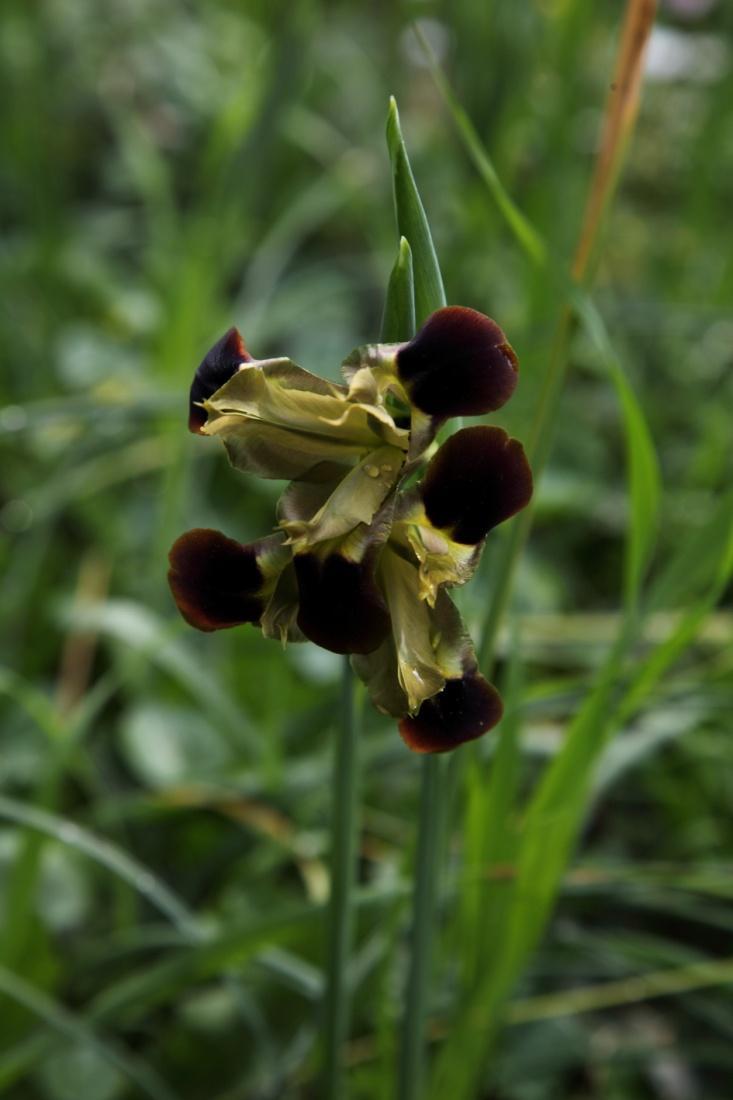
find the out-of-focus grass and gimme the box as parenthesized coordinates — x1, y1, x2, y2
(1, 1, 733, 1098)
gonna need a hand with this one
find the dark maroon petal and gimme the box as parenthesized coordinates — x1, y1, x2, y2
(421, 426, 532, 544)
(399, 672, 503, 753)
(396, 306, 518, 418)
(189, 327, 251, 434)
(294, 553, 390, 655)
(168, 528, 263, 631)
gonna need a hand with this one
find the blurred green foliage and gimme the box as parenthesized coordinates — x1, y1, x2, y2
(1, 1, 733, 1097)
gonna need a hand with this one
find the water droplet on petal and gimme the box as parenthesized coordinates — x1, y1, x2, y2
(365, 464, 380, 478)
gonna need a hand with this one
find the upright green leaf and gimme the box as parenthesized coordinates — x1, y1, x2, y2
(381, 236, 416, 342)
(386, 98, 446, 323)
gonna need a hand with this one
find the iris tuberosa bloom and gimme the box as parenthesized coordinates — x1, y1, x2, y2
(168, 307, 532, 752)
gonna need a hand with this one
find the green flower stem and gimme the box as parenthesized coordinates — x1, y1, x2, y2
(399, 752, 443, 1100)
(322, 657, 361, 1099)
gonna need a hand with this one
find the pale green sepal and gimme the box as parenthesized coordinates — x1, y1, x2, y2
(351, 637, 408, 719)
(407, 407, 440, 463)
(205, 359, 408, 451)
(392, 495, 482, 605)
(341, 343, 404, 400)
(341, 343, 441, 462)
(260, 562, 306, 646)
(277, 466, 347, 527)
(279, 445, 404, 553)
(353, 562, 474, 718)
(379, 546, 446, 712)
(430, 588, 475, 680)
(209, 416, 371, 480)
(255, 531, 293, 579)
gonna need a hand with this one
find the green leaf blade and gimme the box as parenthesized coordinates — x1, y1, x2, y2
(381, 235, 416, 342)
(386, 97, 446, 323)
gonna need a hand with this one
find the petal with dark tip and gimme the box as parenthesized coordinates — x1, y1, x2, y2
(202, 358, 408, 479)
(294, 552, 390, 655)
(377, 546, 448, 710)
(398, 672, 503, 753)
(168, 528, 288, 632)
(396, 306, 519, 418)
(189, 327, 251, 434)
(421, 426, 532, 544)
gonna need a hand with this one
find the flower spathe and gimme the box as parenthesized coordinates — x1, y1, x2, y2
(169, 307, 532, 753)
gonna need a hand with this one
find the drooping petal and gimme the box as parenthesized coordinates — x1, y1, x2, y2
(398, 672, 503, 753)
(292, 503, 395, 655)
(168, 528, 289, 632)
(294, 550, 390, 655)
(420, 426, 532, 544)
(396, 307, 519, 418)
(377, 548, 477, 713)
(354, 551, 503, 752)
(189, 328, 251, 434)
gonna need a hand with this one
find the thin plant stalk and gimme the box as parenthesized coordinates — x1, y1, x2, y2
(399, 753, 443, 1100)
(322, 657, 361, 1099)
(379, 146, 448, 1100)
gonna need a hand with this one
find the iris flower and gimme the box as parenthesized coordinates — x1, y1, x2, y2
(168, 308, 532, 753)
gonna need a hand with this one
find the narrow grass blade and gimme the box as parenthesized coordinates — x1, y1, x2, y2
(412, 24, 546, 268)
(435, 490, 732, 1099)
(509, 954, 733, 1025)
(459, 628, 525, 984)
(615, 503, 733, 725)
(90, 903, 322, 1026)
(0, 795, 204, 941)
(0, 967, 180, 1100)
(0, 1035, 51, 1092)
(644, 485, 733, 612)
(612, 362, 661, 609)
(571, 296, 661, 610)
(386, 97, 446, 321)
(63, 599, 259, 754)
(571, 0, 658, 280)
(432, 635, 626, 1099)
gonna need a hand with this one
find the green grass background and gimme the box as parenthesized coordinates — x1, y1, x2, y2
(1, 1, 733, 1097)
